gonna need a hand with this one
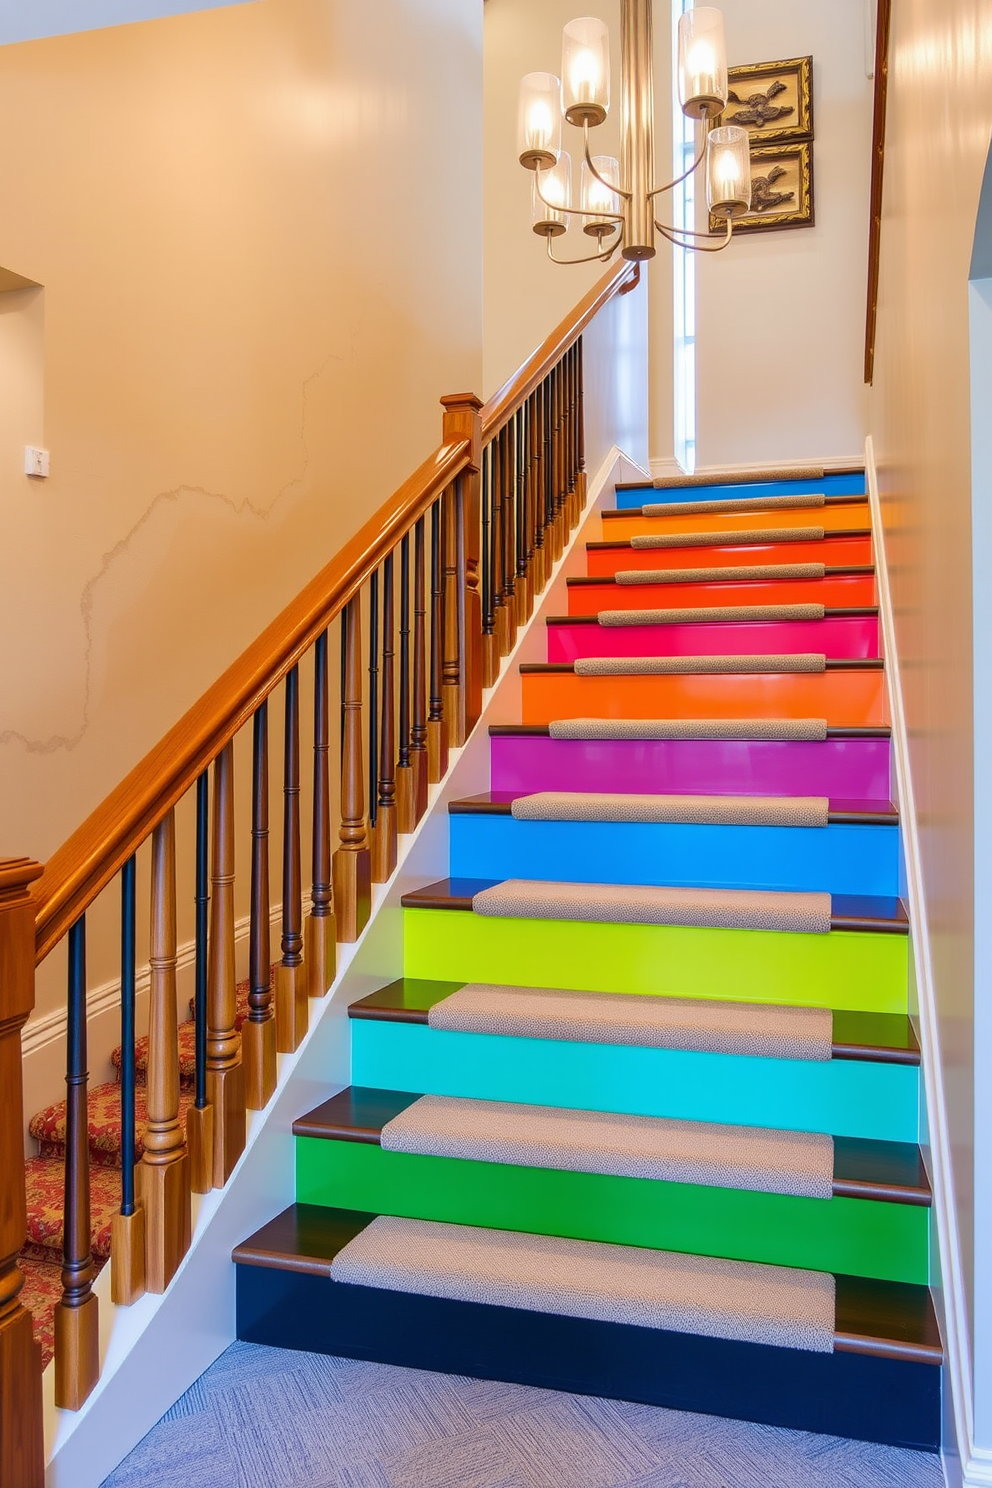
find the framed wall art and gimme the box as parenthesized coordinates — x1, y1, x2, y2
(721, 55, 813, 145)
(710, 139, 814, 235)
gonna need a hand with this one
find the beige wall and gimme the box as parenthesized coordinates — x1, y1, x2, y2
(869, 0, 992, 1456)
(0, 0, 482, 1013)
(694, 0, 871, 471)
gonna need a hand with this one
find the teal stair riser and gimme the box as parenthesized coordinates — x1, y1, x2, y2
(449, 816, 899, 897)
(296, 1138, 929, 1285)
(350, 1021, 920, 1144)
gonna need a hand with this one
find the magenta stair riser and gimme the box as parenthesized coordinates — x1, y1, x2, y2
(546, 616, 879, 664)
(489, 734, 893, 802)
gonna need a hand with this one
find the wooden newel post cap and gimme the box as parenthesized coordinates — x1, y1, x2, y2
(0, 857, 44, 899)
(440, 393, 483, 469)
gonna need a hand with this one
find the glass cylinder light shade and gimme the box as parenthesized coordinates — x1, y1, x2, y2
(678, 7, 728, 120)
(706, 125, 751, 219)
(561, 17, 610, 126)
(580, 155, 621, 235)
(517, 72, 562, 170)
(532, 152, 571, 237)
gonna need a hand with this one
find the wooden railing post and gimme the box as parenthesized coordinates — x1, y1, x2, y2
(0, 858, 44, 1485)
(440, 393, 483, 746)
(206, 742, 245, 1186)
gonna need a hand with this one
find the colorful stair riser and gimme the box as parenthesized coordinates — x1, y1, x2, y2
(614, 473, 867, 509)
(449, 817, 898, 896)
(520, 670, 887, 727)
(601, 500, 870, 541)
(568, 575, 875, 614)
(489, 735, 892, 801)
(546, 615, 879, 663)
(585, 534, 872, 579)
(350, 1020, 919, 1144)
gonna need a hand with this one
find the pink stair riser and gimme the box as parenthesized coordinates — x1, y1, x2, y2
(488, 734, 892, 803)
(546, 616, 879, 664)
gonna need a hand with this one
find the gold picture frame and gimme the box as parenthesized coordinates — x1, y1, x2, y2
(710, 140, 814, 235)
(721, 55, 813, 145)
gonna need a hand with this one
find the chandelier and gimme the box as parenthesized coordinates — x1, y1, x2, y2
(516, 3, 751, 264)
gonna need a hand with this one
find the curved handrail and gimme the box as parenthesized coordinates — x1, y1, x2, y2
(33, 438, 472, 963)
(480, 259, 638, 441)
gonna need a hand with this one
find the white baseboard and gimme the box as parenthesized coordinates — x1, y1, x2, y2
(865, 435, 972, 1486)
(647, 454, 864, 480)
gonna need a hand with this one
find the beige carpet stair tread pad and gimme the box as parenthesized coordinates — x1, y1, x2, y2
(381, 1094, 834, 1200)
(548, 717, 829, 741)
(471, 880, 832, 934)
(573, 653, 826, 676)
(652, 466, 824, 490)
(597, 602, 826, 627)
(428, 983, 833, 1061)
(629, 526, 825, 550)
(616, 563, 826, 586)
(331, 1215, 836, 1353)
(642, 492, 826, 517)
(510, 791, 828, 827)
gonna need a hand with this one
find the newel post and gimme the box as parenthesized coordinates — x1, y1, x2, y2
(440, 393, 483, 746)
(0, 858, 45, 1488)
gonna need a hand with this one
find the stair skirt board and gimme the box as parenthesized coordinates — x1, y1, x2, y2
(234, 1211, 940, 1452)
(614, 473, 868, 508)
(349, 1020, 921, 1144)
(567, 575, 876, 615)
(401, 909, 909, 1013)
(449, 816, 899, 897)
(295, 1138, 928, 1284)
(546, 616, 880, 663)
(519, 669, 887, 727)
(488, 733, 893, 801)
(584, 536, 873, 578)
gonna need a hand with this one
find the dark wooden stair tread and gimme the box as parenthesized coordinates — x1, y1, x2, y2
(447, 791, 899, 826)
(400, 878, 909, 934)
(545, 608, 881, 626)
(233, 1202, 941, 1364)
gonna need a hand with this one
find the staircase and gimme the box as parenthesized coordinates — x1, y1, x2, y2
(233, 467, 942, 1453)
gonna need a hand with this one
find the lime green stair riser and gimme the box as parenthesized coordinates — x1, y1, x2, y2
(296, 1139, 928, 1285)
(402, 910, 909, 1015)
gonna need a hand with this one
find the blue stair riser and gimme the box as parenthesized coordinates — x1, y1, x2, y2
(350, 1021, 920, 1144)
(449, 816, 899, 897)
(615, 473, 867, 511)
(236, 1265, 940, 1452)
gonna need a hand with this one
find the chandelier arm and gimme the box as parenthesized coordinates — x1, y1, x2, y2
(547, 231, 623, 266)
(655, 217, 734, 253)
(647, 133, 708, 199)
(581, 121, 633, 200)
(535, 168, 625, 224)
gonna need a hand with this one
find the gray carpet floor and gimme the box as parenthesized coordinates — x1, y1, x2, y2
(99, 1340, 946, 1488)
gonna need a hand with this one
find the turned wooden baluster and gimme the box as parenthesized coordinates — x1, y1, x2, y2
(519, 402, 536, 613)
(54, 916, 99, 1409)
(481, 441, 499, 689)
(550, 363, 564, 562)
(306, 631, 337, 996)
(373, 558, 398, 879)
(276, 670, 307, 1053)
(0, 858, 44, 1483)
(138, 809, 191, 1291)
(532, 384, 547, 592)
(333, 597, 372, 940)
(499, 424, 518, 654)
(440, 393, 483, 745)
(492, 430, 509, 659)
(408, 515, 430, 822)
(514, 408, 532, 625)
(575, 336, 588, 518)
(396, 535, 415, 832)
(368, 571, 380, 867)
(187, 772, 213, 1194)
(245, 704, 276, 1109)
(206, 741, 245, 1186)
(427, 502, 449, 783)
(568, 344, 580, 527)
(111, 854, 145, 1305)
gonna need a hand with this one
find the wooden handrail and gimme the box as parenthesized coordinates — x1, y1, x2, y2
(480, 260, 639, 441)
(33, 438, 472, 963)
(864, 0, 891, 385)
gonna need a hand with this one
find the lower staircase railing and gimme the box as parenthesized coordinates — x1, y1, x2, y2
(0, 259, 638, 1486)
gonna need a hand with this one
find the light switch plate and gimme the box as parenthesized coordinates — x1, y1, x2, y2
(25, 446, 50, 478)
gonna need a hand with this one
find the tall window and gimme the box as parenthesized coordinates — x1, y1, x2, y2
(672, 0, 696, 473)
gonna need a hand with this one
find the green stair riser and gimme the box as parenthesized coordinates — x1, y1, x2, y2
(296, 1138, 929, 1285)
(402, 910, 909, 1014)
(350, 1021, 920, 1144)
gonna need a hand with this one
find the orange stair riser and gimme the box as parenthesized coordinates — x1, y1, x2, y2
(584, 535, 872, 579)
(567, 574, 875, 616)
(520, 669, 887, 726)
(601, 502, 870, 542)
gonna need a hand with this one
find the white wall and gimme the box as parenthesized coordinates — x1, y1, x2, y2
(693, 0, 871, 472)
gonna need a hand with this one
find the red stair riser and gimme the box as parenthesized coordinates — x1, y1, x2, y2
(584, 534, 872, 578)
(546, 616, 879, 664)
(567, 574, 876, 616)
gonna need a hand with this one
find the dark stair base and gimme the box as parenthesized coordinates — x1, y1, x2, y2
(236, 1232, 940, 1453)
